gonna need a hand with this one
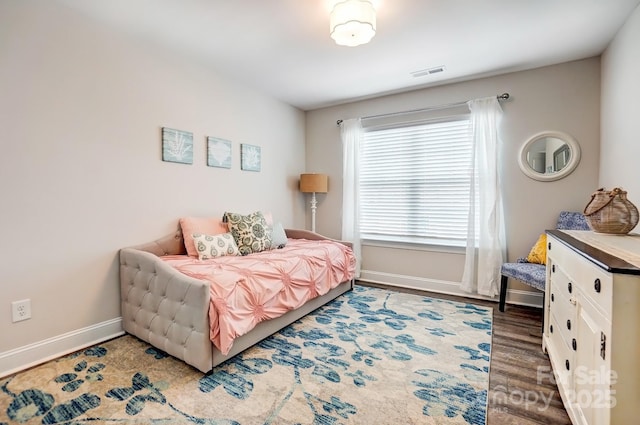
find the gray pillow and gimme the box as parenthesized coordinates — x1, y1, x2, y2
(271, 222, 288, 249)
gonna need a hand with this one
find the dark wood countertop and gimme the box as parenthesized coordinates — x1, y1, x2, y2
(547, 229, 640, 275)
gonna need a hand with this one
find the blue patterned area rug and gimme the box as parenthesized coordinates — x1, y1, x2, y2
(0, 286, 492, 425)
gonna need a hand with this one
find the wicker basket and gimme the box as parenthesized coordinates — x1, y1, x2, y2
(583, 187, 639, 234)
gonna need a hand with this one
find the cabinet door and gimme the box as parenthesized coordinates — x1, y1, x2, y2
(574, 297, 611, 425)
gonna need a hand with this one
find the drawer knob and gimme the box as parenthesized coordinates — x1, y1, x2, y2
(572, 338, 577, 351)
(551, 293, 555, 302)
(550, 324, 554, 333)
(552, 264, 556, 273)
(548, 242, 552, 250)
(565, 359, 570, 370)
(594, 278, 601, 293)
(567, 319, 571, 330)
(568, 282, 572, 294)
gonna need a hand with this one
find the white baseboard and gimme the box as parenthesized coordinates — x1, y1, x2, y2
(358, 270, 543, 309)
(0, 318, 124, 378)
(0, 274, 542, 378)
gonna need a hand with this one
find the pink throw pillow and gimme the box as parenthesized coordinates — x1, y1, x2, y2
(180, 217, 228, 257)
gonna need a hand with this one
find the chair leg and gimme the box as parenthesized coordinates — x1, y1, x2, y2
(499, 275, 508, 312)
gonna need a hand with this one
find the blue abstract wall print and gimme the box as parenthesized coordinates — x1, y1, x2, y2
(240, 143, 261, 172)
(162, 127, 193, 164)
(207, 137, 232, 168)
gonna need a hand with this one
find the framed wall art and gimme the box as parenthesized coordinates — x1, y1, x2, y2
(240, 143, 261, 172)
(162, 127, 193, 164)
(207, 137, 232, 168)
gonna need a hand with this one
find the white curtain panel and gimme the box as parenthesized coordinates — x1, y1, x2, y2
(340, 118, 363, 278)
(461, 97, 506, 296)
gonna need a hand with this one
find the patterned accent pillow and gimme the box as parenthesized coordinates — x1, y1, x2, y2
(192, 233, 239, 260)
(526, 233, 547, 264)
(223, 211, 272, 255)
(270, 222, 288, 249)
(179, 217, 228, 257)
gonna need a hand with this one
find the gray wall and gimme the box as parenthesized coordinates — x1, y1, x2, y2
(3, 0, 637, 375)
(305, 58, 601, 300)
(600, 5, 640, 198)
(0, 2, 306, 362)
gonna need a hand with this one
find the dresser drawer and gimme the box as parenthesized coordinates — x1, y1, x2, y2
(547, 312, 575, 388)
(572, 258, 612, 318)
(549, 302, 575, 347)
(549, 262, 576, 305)
(548, 278, 575, 343)
(548, 236, 613, 317)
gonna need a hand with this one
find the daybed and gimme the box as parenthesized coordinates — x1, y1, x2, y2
(119, 225, 356, 373)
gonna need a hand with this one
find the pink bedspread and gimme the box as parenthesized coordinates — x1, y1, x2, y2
(161, 239, 356, 355)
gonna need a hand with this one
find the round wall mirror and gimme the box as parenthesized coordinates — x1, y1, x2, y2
(518, 131, 581, 181)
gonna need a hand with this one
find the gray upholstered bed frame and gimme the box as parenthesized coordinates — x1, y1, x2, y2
(119, 228, 354, 373)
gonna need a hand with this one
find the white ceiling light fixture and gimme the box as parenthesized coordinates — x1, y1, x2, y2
(330, 0, 376, 47)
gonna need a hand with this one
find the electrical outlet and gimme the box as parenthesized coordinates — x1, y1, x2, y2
(11, 299, 31, 322)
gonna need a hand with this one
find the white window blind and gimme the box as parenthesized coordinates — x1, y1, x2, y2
(360, 116, 474, 247)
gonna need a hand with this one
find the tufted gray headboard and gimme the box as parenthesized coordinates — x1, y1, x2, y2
(131, 228, 187, 257)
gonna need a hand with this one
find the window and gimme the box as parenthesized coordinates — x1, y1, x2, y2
(359, 116, 475, 247)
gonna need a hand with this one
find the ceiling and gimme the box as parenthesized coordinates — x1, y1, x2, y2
(59, 0, 640, 111)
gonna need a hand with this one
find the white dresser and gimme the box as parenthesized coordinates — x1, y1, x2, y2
(543, 230, 640, 425)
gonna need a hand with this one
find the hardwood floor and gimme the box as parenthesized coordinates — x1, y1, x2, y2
(359, 282, 572, 425)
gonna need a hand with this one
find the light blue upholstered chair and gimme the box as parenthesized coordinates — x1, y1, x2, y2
(498, 211, 590, 313)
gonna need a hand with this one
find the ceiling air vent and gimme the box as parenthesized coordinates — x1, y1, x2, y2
(411, 66, 446, 78)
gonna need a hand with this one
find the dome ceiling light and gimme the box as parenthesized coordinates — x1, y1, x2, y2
(329, 0, 376, 47)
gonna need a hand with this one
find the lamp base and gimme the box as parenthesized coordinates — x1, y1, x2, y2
(310, 192, 318, 233)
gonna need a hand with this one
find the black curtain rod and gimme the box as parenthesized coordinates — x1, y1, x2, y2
(336, 92, 510, 126)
